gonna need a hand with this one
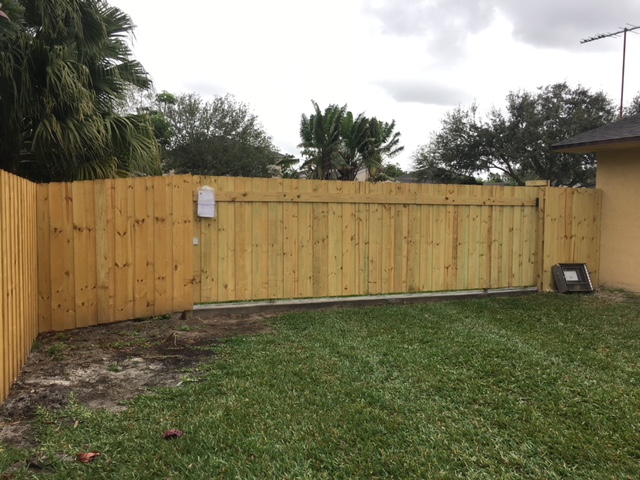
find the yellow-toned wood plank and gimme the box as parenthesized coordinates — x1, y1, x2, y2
(48, 182, 76, 330)
(143, 178, 157, 311)
(392, 185, 408, 294)
(191, 177, 202, 303)
(405, 184, 421, 293)
(0, 173, 10, 396)
(312, 181, 329, 297)
(367, 189, 383, 295)
(443, 204, 457, 291)
(36, 184, 52, 332)
(501, 189, 515, 287)
(341, 182, 357, 296)
(267, 178, 285, 299)
(153, 176, 172, 313)
(355, 182, 369, 294)
(196, 177, 217, 303)
(234, 177, 252, 300)
(490, 190, 503, 288)
(466, 186, 482, 289)
(251, 178, 270, 300)
(180, 176, 194, 310)
(71, 182, 93, 327)
(418, 184, 434, 292)
(133, 178, 152, 317)
(170, 176, 187, 310)
(114, 179, 135, 322)
(455, 186, 471, 290)
(282, 179, 300, 298)
(217, 176, 236, 301)
(327, 181, 343, 296)
(297, 180, 314, 297)
(379, 183, 396, 293)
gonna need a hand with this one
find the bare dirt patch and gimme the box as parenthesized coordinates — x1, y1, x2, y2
(0, 311, 275, 448)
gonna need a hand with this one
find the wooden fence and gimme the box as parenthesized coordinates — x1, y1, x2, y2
(191, 177, 601, 302)
(37, 176, 194, 332)
(0, 171, 38, 403)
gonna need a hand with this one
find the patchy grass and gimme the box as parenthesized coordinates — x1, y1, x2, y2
(2, 292, 640, 478)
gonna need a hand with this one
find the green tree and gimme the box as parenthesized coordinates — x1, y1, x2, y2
(298, 101, 404, 181)
(299, 101, 347, 180)
(625, 92, 640, 116)
(161, 93, 279, 177)
(413, 83, 616, 186)
(361, 118, 404, 181)
(0, 0, 161, 181)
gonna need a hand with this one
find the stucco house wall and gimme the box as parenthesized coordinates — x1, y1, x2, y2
(595, 148, 640, 291)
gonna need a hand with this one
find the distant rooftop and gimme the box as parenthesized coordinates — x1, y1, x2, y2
(552, 114, 640, 153)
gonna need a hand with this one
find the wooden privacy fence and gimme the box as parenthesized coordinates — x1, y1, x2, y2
(0, 171, 38, 403)
(192, 177, 601, 303)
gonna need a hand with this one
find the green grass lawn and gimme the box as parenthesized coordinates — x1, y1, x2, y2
(2, 292, 640, 479)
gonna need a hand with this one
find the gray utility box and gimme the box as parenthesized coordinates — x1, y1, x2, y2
(552, 263, 594, 293)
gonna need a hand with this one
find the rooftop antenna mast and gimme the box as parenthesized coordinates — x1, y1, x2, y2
(581, 24, 640, 118)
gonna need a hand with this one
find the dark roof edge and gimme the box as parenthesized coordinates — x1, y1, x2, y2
(552, 136, 640, 152)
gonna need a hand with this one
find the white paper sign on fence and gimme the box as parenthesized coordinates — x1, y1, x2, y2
(197, 186, 216, 218)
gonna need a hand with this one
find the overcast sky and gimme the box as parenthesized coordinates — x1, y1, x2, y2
(109, 0, 640, 170)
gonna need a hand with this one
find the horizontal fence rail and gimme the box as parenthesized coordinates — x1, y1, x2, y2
(0, 171, 38, 403)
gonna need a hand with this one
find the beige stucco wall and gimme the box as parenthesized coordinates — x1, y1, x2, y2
(596, 148, 640, 292)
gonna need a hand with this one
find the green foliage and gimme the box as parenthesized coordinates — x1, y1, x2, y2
(0, 0, 162, 181)
(413, 83, 617, 186)
(5, 294, 640, 478)
(625, 92, 640, 116)
(157, 93, 280, 177)
(299, 100, 404, 181)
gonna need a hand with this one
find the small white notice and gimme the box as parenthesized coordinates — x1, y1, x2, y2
(197, 186, 216, 218)
(564, 270, 579, 282)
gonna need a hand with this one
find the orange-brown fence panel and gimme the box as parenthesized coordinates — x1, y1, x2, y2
(0, 171, 38, 404)
(37, 175, 194, 331)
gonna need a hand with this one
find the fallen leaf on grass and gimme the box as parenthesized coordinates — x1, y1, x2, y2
(163, 429, 184, 440)
(76, 452, 100, 463)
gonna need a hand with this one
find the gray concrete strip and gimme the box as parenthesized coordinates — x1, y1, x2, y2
(192, 287, 538, 316)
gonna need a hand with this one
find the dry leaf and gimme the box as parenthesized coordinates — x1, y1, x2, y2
(163, 429, 184, 440)
(73, 420, 79, 429)
(76, 452, 100, 463)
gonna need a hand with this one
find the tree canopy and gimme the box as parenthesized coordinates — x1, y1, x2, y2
(152, 93, 281, 177)
(299, 101, 404, 181)
(0, 0, 161, 182)
(413, 83, 617, 187)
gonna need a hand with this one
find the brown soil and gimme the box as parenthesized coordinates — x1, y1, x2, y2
(0, 311, 274, 449)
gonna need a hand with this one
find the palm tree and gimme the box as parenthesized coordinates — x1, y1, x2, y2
(360, 118, 404, 181)
(337, 111, 369, 181)
(0, 0, 161, 181)
(298, 101, 346, 180)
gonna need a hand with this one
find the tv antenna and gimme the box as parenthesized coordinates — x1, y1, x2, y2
(581, 24, 640, 118)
